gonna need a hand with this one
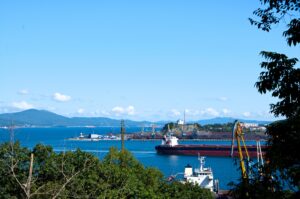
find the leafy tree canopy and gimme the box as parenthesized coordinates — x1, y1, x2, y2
(229, 1, 300, 198)
(0, 142, 213, 199)
(255, 51, 300, 118)
(249, 0, 300, 46)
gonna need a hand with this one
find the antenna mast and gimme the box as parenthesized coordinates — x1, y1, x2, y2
(184, 109, 186, 125)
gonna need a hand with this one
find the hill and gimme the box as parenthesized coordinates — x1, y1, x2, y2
(0, 109, 273, 127)
(0, 109, 70, 126)
(0, 109, 148, 127)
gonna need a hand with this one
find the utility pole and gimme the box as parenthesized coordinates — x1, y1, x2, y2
(121, 120, 125, 152)
(9, 121, 15, 145)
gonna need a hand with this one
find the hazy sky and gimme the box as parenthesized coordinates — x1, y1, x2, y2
(1, 1, 299, 121)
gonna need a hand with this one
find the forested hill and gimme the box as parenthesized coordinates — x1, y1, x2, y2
(0, 109, 150, 127)
(0, 109, 273, 127)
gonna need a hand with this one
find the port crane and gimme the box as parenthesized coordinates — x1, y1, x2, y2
(231, 120, 250, 180)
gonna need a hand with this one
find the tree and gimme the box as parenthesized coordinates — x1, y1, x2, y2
(255, 51, 300, 118)
(0, 142, 98, 199)
(254, 51, 299, 192)
(0, 143, 213, 198)
(249, 0, 300, 46)
(230, 1, 300, 198)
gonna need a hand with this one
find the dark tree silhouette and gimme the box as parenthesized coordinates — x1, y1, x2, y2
(255, 51, 300, 118)
(231, 1, 299, 198)
(249, 0, 300, 46)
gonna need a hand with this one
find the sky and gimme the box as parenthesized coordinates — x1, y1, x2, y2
(0, 1, 299, 121)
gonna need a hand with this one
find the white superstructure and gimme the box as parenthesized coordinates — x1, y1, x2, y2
(162, 134, 178, 146)
(184, 155, 216, 192)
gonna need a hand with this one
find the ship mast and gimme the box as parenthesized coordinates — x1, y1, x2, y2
(198, 154, 205, 172)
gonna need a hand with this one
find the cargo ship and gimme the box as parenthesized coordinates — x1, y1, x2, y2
(155, 135, 267, 157)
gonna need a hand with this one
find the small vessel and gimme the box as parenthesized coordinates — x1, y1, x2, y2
(183, 155, 218, 192)
(68, 133, 121, 141)
(155, 134, 267, 157)
(68, 133, 101, 141)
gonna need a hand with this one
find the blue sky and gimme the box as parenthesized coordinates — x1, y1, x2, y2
(0, 1, 299, 121)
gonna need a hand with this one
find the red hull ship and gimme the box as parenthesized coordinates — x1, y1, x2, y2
(155, 135, 267, 157)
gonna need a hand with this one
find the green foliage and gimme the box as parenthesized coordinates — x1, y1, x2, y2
(161, 181, 213, 199)
(200, 123, 233, 132)
(253, 51, 300, 196)
(161, 122, 178, 133)
(162, 122, 235, 133)
(229, 177, 292, 199)
(229, 1, 300, 198)
(0, 143, 213, 199)
(283, 18, 300, 46)
(0, 142, 30, 198)
(249, 0, 300, 46)
(255, 51, 300, 117)
(265, 116, 300, 189)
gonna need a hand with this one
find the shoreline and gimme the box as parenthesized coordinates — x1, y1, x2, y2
(128, 138, 266, 141)
(67, 138, 266, 142)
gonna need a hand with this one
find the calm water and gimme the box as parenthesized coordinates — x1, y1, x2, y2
(0, 127, 247, 190)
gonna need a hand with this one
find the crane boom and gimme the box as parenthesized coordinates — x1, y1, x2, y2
(231, 120, 250, 180)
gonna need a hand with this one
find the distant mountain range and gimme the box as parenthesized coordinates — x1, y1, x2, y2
(0, 109, 273, 127)
(195, 117, 272, 125)
(0, 109, 153, 127)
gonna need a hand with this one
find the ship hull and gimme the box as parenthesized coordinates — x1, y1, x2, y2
(155, 144, 267, 157)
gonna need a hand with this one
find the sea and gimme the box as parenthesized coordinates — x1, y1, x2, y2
(0, 127, 255, 190)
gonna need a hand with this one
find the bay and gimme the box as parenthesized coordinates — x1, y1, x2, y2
(0, 127, 247, 190)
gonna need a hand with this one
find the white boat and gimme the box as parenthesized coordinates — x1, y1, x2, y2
(183, 155, 218, 192)
(67, 133, 121, 141)
(68, 132, 101, 141)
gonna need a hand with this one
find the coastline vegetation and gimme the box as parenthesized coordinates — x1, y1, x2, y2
(0, 142, 213, 199)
